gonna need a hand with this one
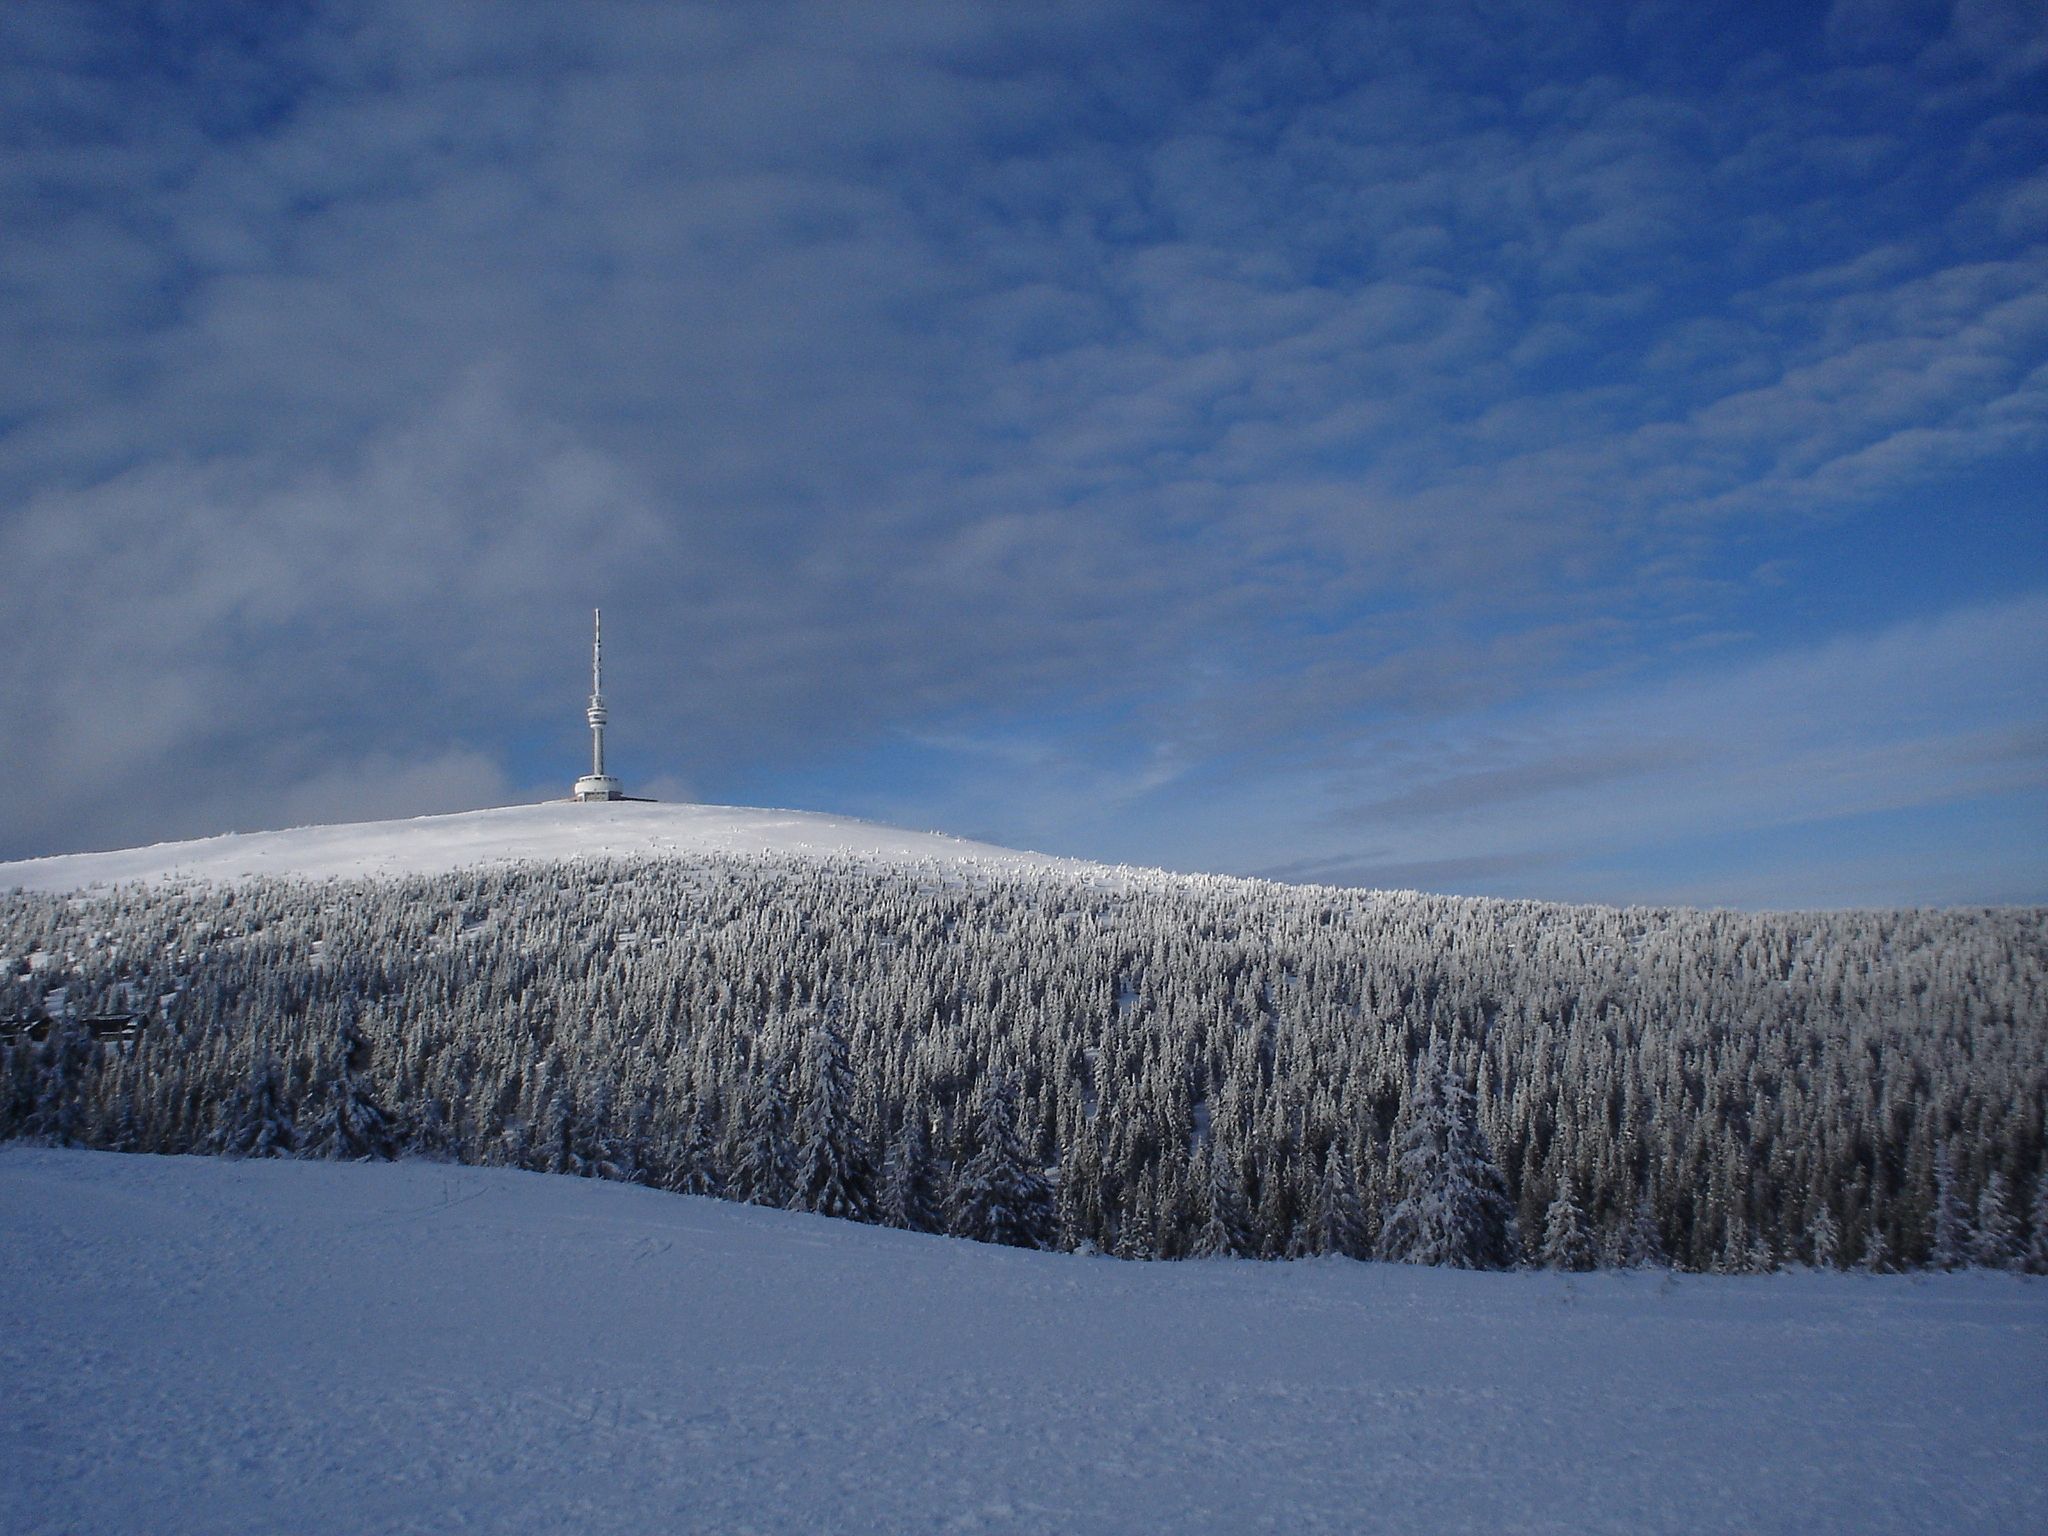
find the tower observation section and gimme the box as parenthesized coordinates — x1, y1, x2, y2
(572, 608, 625, 802)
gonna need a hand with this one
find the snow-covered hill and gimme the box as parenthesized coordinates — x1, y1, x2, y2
(2, 1148, 2041, 1536)
(6, 803, 2042, 1272)
(0, 800, 1085, 892)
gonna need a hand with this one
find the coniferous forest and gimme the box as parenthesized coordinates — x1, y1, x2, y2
(4, 856, 2044, 1273)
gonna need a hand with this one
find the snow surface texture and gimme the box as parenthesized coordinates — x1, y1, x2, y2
(3, 1150, 2042, 1536)
(0, 801, 1085, 892)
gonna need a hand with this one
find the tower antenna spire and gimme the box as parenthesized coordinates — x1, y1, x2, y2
(573, 606, 625, 801)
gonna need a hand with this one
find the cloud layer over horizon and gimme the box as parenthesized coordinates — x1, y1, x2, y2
(2, 0, 2043, 906)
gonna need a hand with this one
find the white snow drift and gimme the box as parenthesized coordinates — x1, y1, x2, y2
(1, 1149, 2042, 1536)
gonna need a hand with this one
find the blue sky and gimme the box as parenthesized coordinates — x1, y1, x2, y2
(2, 0, 2043, 906)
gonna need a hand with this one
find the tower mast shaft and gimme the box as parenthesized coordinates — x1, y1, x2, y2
(591, 609, 605, 777)
(573, 607, 624, 801)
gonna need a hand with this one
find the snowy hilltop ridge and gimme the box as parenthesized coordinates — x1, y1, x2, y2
(0, 800, 1084, 893)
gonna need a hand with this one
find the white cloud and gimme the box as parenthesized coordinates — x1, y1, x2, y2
(1240, 592, 2048, 902)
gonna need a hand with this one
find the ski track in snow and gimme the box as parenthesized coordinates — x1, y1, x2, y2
(2, 1149, 2043, 1535)
(0, 801, 1097, 894)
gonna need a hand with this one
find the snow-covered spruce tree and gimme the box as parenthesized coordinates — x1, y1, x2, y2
(96, 1088, 143, 1153)
(1113, 1176, 1159, 1261)
(1293, 1146, 1367, 1259)
(310, 1069, 395, 1161)
(730, 1064, 795, 1208)
(2025, 1166, 2048, 1276)
(23, 1021, 93, 1147)
(0, 1043, 35, 1142)
(408, 1093, 454, 1160)
(308, 1022, 395, 1161)
(1252, 1144, 1300, 1260)
(792, 1016, 873, 1221)
(496, 1114, 534, 1172)
(1930, 1141, 1972, 1270)
(537, 1085, 581, 1177)
(1744, 1226, 1778, 1275)
(1971, 1172, 2019, 1269)
(1615, 1195, 1669, 1270)
(1375, 1044, 1518, 1270)
(1188, 1147, 1253, 1259)
(1054, 1130, 1108, 1252)
(1807, 1205, 1841, 1270)
(878, 1115, 941, 1234)
(1541, 1180, 1598, 1272)
(211, 1056, 297, 1158)
(586, 1084, 649, 1185)
(950, 1075, 1054, 1250)
(664, 1105, 723, 1199)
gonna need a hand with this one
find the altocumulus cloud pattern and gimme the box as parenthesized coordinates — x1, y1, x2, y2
(1, 0, 2043, 906)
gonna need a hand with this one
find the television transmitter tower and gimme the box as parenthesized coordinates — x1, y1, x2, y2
(572, 608, 625, 802)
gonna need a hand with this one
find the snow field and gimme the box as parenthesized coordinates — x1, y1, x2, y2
(0, 801, 1090, 893)
(2, 1148, 2043, 1535)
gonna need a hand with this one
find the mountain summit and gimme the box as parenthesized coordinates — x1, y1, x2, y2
(0, 801, 1077, 893)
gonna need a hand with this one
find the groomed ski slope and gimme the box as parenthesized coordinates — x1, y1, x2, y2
(0, 801, 1087, 892)
(2, 1150, 2042, 1535)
